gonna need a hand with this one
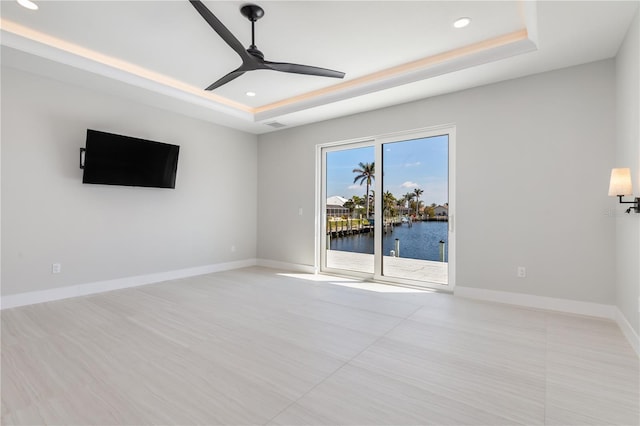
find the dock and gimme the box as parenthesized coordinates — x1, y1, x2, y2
(326, 219, 372, 237)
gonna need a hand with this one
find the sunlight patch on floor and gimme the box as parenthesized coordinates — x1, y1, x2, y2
(277, 272, 432, 294)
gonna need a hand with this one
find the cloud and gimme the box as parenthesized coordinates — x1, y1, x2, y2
(401, 181, 419, 188)
(348, 184, 361, 189)
(404, 161, 421, 167)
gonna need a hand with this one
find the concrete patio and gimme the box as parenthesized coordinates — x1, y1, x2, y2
(326, 250, 448, 285)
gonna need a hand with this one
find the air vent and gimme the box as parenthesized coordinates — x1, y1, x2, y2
(264, 121, 286, 129)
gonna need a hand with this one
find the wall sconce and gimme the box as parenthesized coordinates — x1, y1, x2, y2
(608, 168, 639, 214)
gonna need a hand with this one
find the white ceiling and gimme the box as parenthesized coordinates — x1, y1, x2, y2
(1, 0, 637, 134)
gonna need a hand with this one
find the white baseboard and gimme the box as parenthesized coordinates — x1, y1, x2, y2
(0, 258, 257, 310)
(256, 258, 317, 274)
(454, 286, 616, 318)
(455, 286, 639, 357)
(614, 307, 640, 357)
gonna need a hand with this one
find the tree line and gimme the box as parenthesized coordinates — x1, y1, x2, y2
(348, 161, 440, 218)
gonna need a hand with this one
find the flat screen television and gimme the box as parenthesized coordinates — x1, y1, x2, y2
(81, 129, 179, 189)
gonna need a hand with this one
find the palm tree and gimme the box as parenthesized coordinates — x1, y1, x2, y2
(413, 188, 424, 218)
(395, 197, 405, 215)
(382, 191, 396, 218)
(404, 192, 415, 215)
(343, 199, 355, 216)
(368, 190, 375, 214)
(351, 195, 364, 216)
(352, 162, 375, 218)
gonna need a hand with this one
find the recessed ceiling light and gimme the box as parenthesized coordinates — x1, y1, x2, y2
(17, 0, 38, 10)
(246, 91, 256, 97)
(453, 17, 471, 29)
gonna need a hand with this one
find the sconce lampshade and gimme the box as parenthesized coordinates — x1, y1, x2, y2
(608, 168, 633, 196)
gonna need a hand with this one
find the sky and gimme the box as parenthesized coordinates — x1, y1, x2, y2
(326, 135, 448, 206)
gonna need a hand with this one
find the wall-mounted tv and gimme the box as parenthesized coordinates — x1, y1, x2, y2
(81, 129, 179, 189)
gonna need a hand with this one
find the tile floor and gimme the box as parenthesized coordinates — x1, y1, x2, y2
(2, 267, 638, 425)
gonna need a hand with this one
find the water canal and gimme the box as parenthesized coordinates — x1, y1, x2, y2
(329, 220, 448, 262)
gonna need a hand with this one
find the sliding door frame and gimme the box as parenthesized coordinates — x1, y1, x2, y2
(315, 124, 456, 291)
(317, 138, 376, 280)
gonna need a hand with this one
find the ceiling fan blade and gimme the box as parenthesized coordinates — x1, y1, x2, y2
(190, 2, 345, 91)
(205, 69, 246, 91)
(189, 0, 249, 61)
(264, 61, 345, 79)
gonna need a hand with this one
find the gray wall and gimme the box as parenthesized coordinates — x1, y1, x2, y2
(258, 60, 617, 305)
(615, 10, 640, 334)
(2, 32, 631, 324)
(1, 67, 258, 296)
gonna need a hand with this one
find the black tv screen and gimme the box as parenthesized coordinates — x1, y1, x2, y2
(81, 129, 179, 189)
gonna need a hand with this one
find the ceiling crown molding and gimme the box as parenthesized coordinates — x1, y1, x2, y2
(0, 19, 253, 121)
(1, 4, 538, 125)
(254, 29, 537, 122)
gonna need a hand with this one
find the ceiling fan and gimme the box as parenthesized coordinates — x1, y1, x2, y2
(189, 0, 346, 91)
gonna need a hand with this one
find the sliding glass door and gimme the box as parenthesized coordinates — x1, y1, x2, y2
(380, 135, 449, 285)
(319, 126, 455, 290)
(321, 142, 375, 275)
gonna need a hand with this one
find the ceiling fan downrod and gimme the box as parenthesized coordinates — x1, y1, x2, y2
(241, 4, 264, 55)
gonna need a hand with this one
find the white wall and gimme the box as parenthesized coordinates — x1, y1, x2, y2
(615, 9, 640, 335)
(1, 67, 258, 297)
(257, 60, 617, 305)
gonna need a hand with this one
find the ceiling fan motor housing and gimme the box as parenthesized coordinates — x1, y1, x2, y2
(240, 4, 264, 22)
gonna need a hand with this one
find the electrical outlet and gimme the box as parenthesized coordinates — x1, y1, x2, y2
(517, 266, 526, 278)
(52, 263, 61, 274)
(231, 245, 236, 252)
(298, 207, 303, 216)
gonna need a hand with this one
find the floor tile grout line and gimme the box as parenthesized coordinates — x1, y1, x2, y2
(263, 302, 424, 425)
(309, 292, 425, 321)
